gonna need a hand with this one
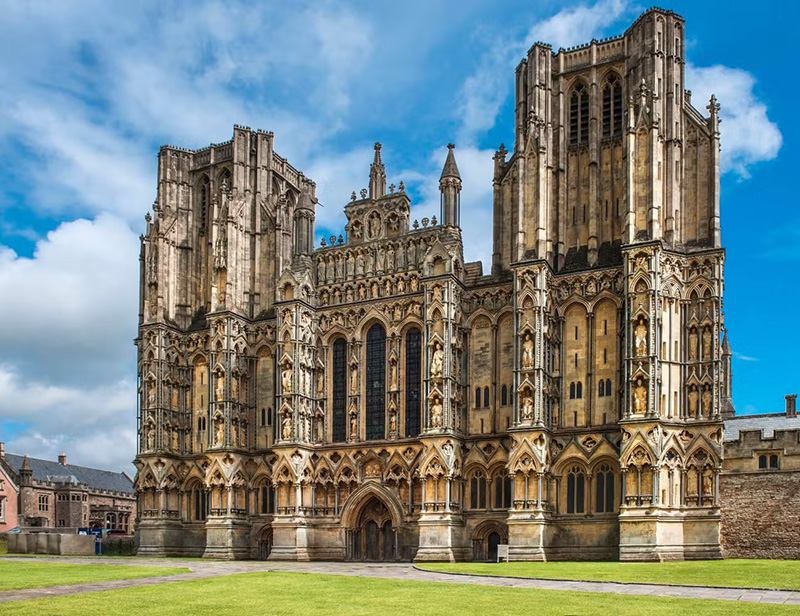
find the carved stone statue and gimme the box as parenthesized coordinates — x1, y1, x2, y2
(688, 385, 699, 417)
(390, 361, 398, 389)
(355, 252, 365, 277)
(350, 413, 357, 437)
(521, 395, 534, 420)
(702, 327, 712, 359)
(430, 398, 443, 429)
(282, 366, 292, 394)
(389, 411, 397, 434)
(397, 278, 406, 293)
(316, 370, 324, 395)
(231, 376, 239, 401)
(282, 414, 292, 440)
(350, 365, 358, 392)
(521, 333, 535, 369)
(216, 372, 224, 401)
(634, 317, 648, 356)
(633, 377, 647, 414)
(215, 417, 224, 445)
(146, 424, 155, 451)
(172, 428, 179, 451)
(410, 277, 419, 292)
(702, 385, 712, 413)
(702, 467, 713, 495)
(431, 342, 444, 379)
(689, 328, 699, 360)
(147, 383, 156, 408)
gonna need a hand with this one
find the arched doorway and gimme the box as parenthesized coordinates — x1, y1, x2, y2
(487, 532, 501, 562)
(471, 520, 508, 561)
(256, 527, 272, 561)
(349, 496, 396, 561)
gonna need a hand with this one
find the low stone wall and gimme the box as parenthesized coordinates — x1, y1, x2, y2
(7, 532, 95, 556)
(720, 471, 800, 559)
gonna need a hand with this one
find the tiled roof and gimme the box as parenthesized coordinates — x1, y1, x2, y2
(3, 454, 134, 494)
(723, 413, 800, 441)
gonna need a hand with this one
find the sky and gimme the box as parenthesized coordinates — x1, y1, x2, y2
(0, 0, 795, 472)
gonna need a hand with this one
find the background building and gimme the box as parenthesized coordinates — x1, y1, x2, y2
(134, 7, 747, 561)
(0, 445, 135, 533)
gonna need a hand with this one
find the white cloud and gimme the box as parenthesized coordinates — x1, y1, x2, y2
(458, 0, 628, 144)
(686, 64, 782, 177)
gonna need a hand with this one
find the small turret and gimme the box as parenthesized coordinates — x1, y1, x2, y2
(369, 142, 386, 199)
(439, 143, 462, 227)
(720, 328, 735, 418)
(20, 455, 33, 486)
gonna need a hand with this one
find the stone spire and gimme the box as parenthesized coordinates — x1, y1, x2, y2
(439, 143, 462, 227)
(720, 328, 735, 418)
(20, 455, 33, 486)
(369, 142, 386, 199)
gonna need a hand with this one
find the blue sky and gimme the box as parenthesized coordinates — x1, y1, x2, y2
(0, 0, 794, 470)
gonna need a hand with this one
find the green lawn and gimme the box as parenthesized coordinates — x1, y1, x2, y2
(0, 560, 189, 591)
(0, 538, 6, 555)
(424, 559, 800, 589)
(0, 571, 797, 616)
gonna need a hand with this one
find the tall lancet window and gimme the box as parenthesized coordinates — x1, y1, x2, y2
(365, 323, 386, 440)
(332, 338, 347, 442)
(405, 327, 422, 437)
(569, 82, 589, 145)
(602, 75, 623, 138)
(198, 175, 210, 232)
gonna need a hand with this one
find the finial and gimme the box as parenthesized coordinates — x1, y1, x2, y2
(389, 183, 395, 193)
(398, 181, 405, 192)
(337, 234, 344, 244)
(360, 188, 367, 199)
(431, 215, 437, 226)
(329, 235, 336, 245)
(351, 191, 357, 201)
(447, 142, 455, 150)
(321, 237, 327, 247)
(145, 212, 152, 223)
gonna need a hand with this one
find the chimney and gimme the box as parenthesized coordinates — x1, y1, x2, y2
(58, 452, 67, 466)
(786, 394, 797, 418)
(0, 441, 4, 459)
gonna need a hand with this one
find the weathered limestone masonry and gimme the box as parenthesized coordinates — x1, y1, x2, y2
(721, 396, 800, 559)
(135, 8, 734, 561)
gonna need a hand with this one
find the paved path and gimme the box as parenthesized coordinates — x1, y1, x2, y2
(2, 556, 800, 605)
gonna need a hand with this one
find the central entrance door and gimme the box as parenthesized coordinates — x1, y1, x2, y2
(353, 496, 396, 561)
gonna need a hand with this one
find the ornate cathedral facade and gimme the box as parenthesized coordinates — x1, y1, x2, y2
(135, 8, 733, 561)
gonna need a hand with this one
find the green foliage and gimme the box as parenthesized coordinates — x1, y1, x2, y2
(0, 561, 188, 591)
(0, 571, 797, 616)
(424, 559, 800, 590)
(103, 537, 136, 557)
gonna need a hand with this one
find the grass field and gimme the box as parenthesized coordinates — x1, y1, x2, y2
(0, 570, 797, 616)
(424, 559, 800, 589)
(0, 560, 189, 591)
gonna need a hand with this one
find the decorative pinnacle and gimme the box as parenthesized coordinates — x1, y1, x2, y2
(440, 142, 461, 180)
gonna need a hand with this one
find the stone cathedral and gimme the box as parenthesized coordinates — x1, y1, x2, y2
(135, 8, 734, 562)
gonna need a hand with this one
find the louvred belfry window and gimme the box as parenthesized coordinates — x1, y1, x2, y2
(570, 83, 589, 145)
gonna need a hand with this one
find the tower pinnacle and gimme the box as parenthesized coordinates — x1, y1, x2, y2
(439, 143, 462, 226)
(369, 142, 386, 199)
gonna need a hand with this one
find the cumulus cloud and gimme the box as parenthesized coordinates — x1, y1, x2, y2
(458, 0, 628, 144)
(685, 64, 782, 177)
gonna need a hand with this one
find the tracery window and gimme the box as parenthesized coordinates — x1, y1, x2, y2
(365, 324, 386, 440)
(260, 485, 275, 514)
(566, 466, 585, 514)
(569, 82, 590, 145)
(469, 474, 487, 510)
(405, 327, 422, 437)
(193, 486, 207, 521)
(602, 74, 623, 138)
(595, 463, 615, 513)
(332, 338, 347, 442)
(493, 474, 513, 509)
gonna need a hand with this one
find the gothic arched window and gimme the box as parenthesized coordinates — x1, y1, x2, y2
(595, 463, 615, 513)
(475, 388, 481, 408)
(569, 82, 590, 145)
(483, 386, 490, 408)
(332, 338, 347, 442)
(469, 473, 487, 510)
(605, 379, 612, 397)
(365, 324, 386, 440)
(405, 327, 422, 437)
(501, 385, 508, 406)
(598, 380, 605, 397)
(576, 381, 583, 399)
(602, 74, 623, 138)
(566, 465, 585, 514)
(570, 382, 576, 399)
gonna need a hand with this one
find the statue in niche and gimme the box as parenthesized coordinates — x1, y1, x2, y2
(388, 215, 399, 233)
(689, 328, 699, 360)
(702, 327, 712, 359)
(633, 377, 647, 414)
(358, 284, 366, 300)
(384, 279, 392, 296)
(702, 467, 713, 495)
(334, 288, 342, 303)
(386, 246, 395, 271)
(351, 222, 362, 240)
(390, 360, 398, 389)
(326, 257, 334, 282)
(687, 470, 698, 496)
(350, 365, 358, 392)
(397, 245, 406, 270)
(389, 411, 397, 434)
(367, 212, 381, 239)
(432, 286, 443, 302)
(282, 365, 292, 394)
(702, 384, 712, 413)
(346, 287, 354, 302)
(146, 424, 155, 451)
(553, 345, 560, 370)
(552, 401, 560, 427)
(282, 414, 292, 440)
(397, 277, 406, 293)
(350, 413, 358, 437)
(431, 342, 444, 379)
(521, 333, 535, 369)
(335, 255, 344, 280)
(231, 376, 239, 401)
(410, 277, 419, 292)
(521, 394, 534, 420)
(634, 316, 648, 356)
(315, 417, 323, 442)
(147, 383, 156, 407)
(376, 247, 385, 272)
(688, 385, 699, 417)
(371, 281, 379, 298)
(215, 417, 224, 445)
(214, 235, 227, 270)
(346, 253, 354, 278)
(316, 370, 324, 395)
(172, 428, 179, 452)
(215, 372, 224, 401)
(355, 252, 365, 277)
(430, 397, 443, 429)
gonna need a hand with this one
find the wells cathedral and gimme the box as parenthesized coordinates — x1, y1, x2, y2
(135, 7, 755, 562)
